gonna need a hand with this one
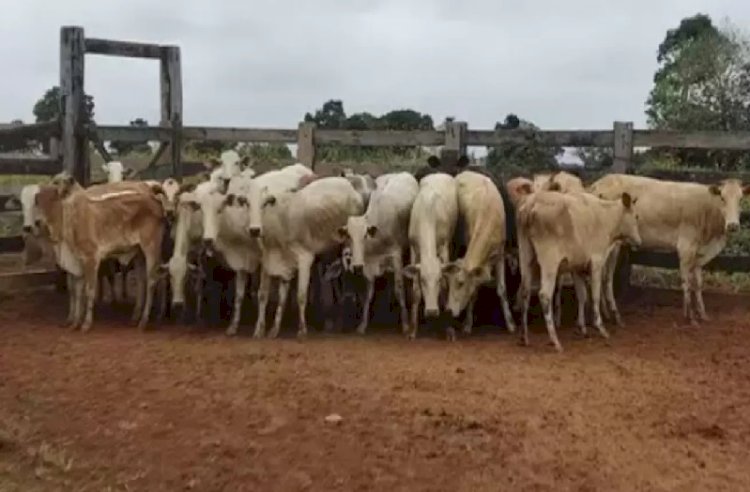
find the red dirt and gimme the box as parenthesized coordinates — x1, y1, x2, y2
(1, 288, 750, 491)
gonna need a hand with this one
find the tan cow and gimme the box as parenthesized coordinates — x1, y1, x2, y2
(532, 170, 584, 193)
(442, 171, 515, 337)
(589, 174, 748, 324)
(517, 190, 641, 352)
(35, 176, 166, 332)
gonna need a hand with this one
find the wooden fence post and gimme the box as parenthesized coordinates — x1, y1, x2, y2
(612, 121, 634, 173)
(297, 122, 316, 169)
(60, 26, 88, 185)
(160, 46, 183, 179)
(612, 121, 635, 298)
(440, 120, 467, 167)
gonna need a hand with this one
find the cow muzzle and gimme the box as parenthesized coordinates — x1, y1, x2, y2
(726, 222, 740, 233)
(248, 227, 262, 238)
(424, 307, 440, 318)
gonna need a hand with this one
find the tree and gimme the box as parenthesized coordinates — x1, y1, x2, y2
(485, 114, 562, 173)
(109, 118, 151, 156)
(0, 119, 32, 153)
(33, 86, 95, 123)
(645, 14, 750, 169)
(304, 99, 346, 129)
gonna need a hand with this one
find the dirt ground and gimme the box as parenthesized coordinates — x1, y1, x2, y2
(1, 287, 750, 491)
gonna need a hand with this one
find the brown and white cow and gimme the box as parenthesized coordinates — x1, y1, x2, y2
(442, 171, 516, 337)
(589, 174, 748, 324)
(516, 190, 641, 352)
(403, 173, 459, 339)
(34, 176, 166, 332)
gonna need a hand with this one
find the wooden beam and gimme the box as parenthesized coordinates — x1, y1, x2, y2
(297, 122, 316, 169)
(612, 121, 634, 173)
(465, 129, 614, 147)
(84, 38, 163, 59)
(440, 120, 466, 168)
(638, 168, 750, 184)
(0, 121, 60, 143)
(95, 125, 172, 142)
(315, 129, 444, 147)
(634, 130, 750, 150)
(0, 156, 62, 175)
(60, 26, 88, 185)
(0, 269, 62, 291)
(162, 46, 183, 179)
(134, 161, 206, 181)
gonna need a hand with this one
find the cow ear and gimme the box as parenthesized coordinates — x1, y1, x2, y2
(442, 262, 460, 276)
(185, 201, 200, 212)
(519, 182, 532, 195)
(239, 156, 252, 169)
(621, 192, 633, 209)
(124, 167, 137, 179)
(548, 181, 562, 192)
(709, 184, 721, 196)
(263, 195, 276, 208)
(427, 156, 441, 168)
(367, 225, 378, 237)
(179, 183, 196, 194)
(238, 196, 248, 207)
(471, 266, 493, 284)
(402, 264, 420, 280)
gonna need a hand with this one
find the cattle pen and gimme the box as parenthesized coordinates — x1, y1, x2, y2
(2, 26, 750, 491)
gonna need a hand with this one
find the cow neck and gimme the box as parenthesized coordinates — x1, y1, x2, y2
(596, 200, 628, 243)
(416, 211, 439, 263)
(172, 207, 194, 258)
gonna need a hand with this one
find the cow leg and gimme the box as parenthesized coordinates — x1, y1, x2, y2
(538, 261, 563, 352)
(677, 248, 698, 325)
(494, 255, 515, 333)
(462, 293, 477, 335)
(64, 273, 76, 327)
(554, 281, 563, 329)
(253, 270, 271, 338)
(72, 276, 86, 330)
(572, 274, 589, 336)
(356, 277, 376, 335)
(296, 253, 315, 339)
(226, 270, 247, 336)
(156, 278, 168, 321)
(137, 251, 160, 331)
(694, 266, 710, 322)
(120, 265, 129, 302)
(603, 247, 623, 327)
(193, 276, 204, 324)
(81, 258, 101, 333)
(269, 278, 290, 340)
(590, 262, 610, 340)
(392, 254, 410, 335)
(130, 258, 145, 324)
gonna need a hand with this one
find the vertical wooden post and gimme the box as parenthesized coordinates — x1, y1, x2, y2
(612, 121, 635, 298)
(48, 136, 61, 162)
(297, 122, 316, 169)
(160, 46, 183, 179)
(60, 26, 88, 185)
(612, 121, 634, 173)
(440, 120, 467, 168)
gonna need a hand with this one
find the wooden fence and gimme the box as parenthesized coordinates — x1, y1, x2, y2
(2, 25, 750, 293)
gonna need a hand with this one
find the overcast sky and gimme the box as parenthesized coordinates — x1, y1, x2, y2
(2, 0, 749, 133)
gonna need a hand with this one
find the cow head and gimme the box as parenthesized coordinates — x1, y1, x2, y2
(708, 179, 748, 234)
(337, 216, 377, 276)
(33, 185, 65, 242)
(403, 256, 445, 318)
(442, 258, 494, 317)
(615, 192, 641, 248)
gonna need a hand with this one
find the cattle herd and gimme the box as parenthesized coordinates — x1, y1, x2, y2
(9, 151, 748, 352)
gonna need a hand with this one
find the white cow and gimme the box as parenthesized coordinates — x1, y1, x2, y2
(237, 176, 364, 339)
(589, 174, 748, 324)
(335, 172, 419, 335)
(403, 173, 459, 339)
(442, 171, 516, 337)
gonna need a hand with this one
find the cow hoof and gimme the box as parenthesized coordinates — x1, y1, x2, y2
(355, 326, 367, 336)
(506, 324, 516, 334)
(137, 321, 149, 331)
(517, 337, 529, 347)
(81, 323, 92, 333)
(252, 331, 265, 340)
(406, 332, 416, 341)
(297, 331, 307, 340)
(700, 315, 711, 323)
(225, 326, 238, 337)
(462, 326, 472, 335)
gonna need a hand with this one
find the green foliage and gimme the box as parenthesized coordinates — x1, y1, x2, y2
(576, 147, 613, 169)
(109, 118, 151, 156)
(485, 114, 563, 173)
(305, 99, 434, 162)
(33, 86, 94, 123)
(0, 119, 32, 153)
(646, 14, 750, 169)
(187, 139, 233, 157)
